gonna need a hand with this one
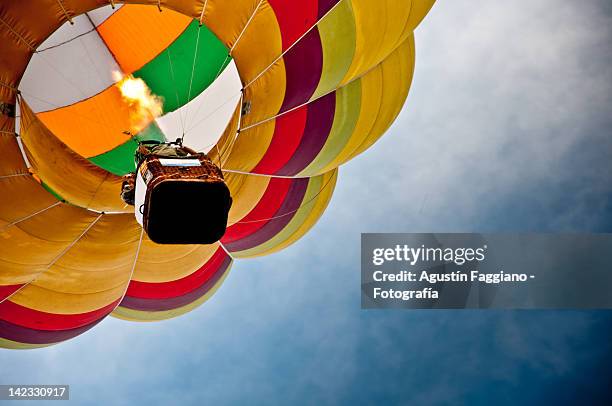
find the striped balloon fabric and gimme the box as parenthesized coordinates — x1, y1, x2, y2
(0, 0, 434, 349)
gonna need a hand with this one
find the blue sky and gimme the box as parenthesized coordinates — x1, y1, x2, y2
(2, 1, 612, 404)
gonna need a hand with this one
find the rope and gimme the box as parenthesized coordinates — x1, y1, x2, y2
(221, 169, 298, 179)
(36, 28, 96, 53)
(0, 17, 36, 50)
(83, 12, 126, 138)
(183, 0, 342, 138)
(215, 144, 222, 168)
(0, 213, 103, 305)
(230, 0, 265, 55)
(227, 170, 336, 226)
(18, 90, 129, 138)
(181, 0, 264, 136)
(0, 201, 61, 233)
(166, 48, 187, 137)
(185, 90, 242, 134)
(242, 0, 343, 89)
(0, 80, 19, 93)
(182, 24, 203, 141)
(55, 0, 74, 25)
(198, 0, 209, 26)
(113, 228, 144, 308)
(236, 40, 400, 136)
(0, 173, 30, 180)
(217, 93, 245, 167)
(181, 55, 233, 133)
(86, 171, 110, 210)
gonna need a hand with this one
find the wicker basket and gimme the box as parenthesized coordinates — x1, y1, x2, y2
(137, 152, 232, 244)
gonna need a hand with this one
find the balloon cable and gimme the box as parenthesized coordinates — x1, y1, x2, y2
(166, 48, 186, 137)
(198, 0, 209, 25)
(227, 170, 336, 226)
(182, 24, 203, 143)
(0, 213, 103, 305)
(114, 227, 144, 310)
(181, 0, 264, 137)
(0, 201, 61, 233)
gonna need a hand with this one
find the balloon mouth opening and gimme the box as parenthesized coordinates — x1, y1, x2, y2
(15, 3, 242, 211)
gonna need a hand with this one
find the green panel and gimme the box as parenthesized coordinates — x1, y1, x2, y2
(89, 139, 138, 176)
(135, 122, 166, 143)
(88, 122, 166, 176)
(134, 20, 232, 113)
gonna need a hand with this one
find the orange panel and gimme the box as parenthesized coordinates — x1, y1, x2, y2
(20, 100, 129, 213)
(36, 86, 134, 158)
(97, 4, 192, 74)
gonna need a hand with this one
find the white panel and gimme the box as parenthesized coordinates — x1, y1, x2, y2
(87, 4, 123, 27)
(19, 29, 121, 113)
(37, 14, 93, 51)
(155, 61, 242, 153)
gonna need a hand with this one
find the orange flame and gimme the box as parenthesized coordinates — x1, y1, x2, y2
(113, 71, 163, 134)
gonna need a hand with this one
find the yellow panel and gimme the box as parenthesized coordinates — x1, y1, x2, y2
(0, 132, 27, 176)
(0, 1, 61, 97)
(224, 171, 271, 223)
(338, 0, 387, 85)
(311, 0, 356, 100)
(36, 86, 134, 158)
(404, 0, 437, 38)
(223, 120, 276, 173)
(208, 103, 241, 168)
(10, 203, 98, 243)
(10, 281, 127, 314)
(0, 337, 54, 350)
(340, 0, 426, 86)
(97, 4, 192, 74)
(319, 66, 383, 172)
(231, 1, 282, 84)
(20, 100, 130, 213)
(349, 38, 414, 158)
(9, 214, 141, 314)
(201, 0, 264, 48)
(240, 59, 286, 129)
(43, 215, 140, 274)
(0, 0, 435, 336)
(229, 21, 416, 177)
(0, 204, 98, 286)
(132, 239, 219, 283)
(0, 175, 57, 225)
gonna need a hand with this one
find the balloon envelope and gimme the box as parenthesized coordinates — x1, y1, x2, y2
(0, 0, 434, 349)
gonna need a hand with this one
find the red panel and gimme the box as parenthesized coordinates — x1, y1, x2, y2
(252, 105, 308, 174)
(126, 247, 228, 299)
(0, 299, 119, 331)
(0, 284, 22, 301)
(268, 0, 319, 51)
(222, 177, 293, 243)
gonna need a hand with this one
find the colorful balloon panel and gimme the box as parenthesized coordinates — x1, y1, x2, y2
(0, 0, 435, 348)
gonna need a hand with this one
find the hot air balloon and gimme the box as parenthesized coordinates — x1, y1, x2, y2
(0, 0, 435, 349)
